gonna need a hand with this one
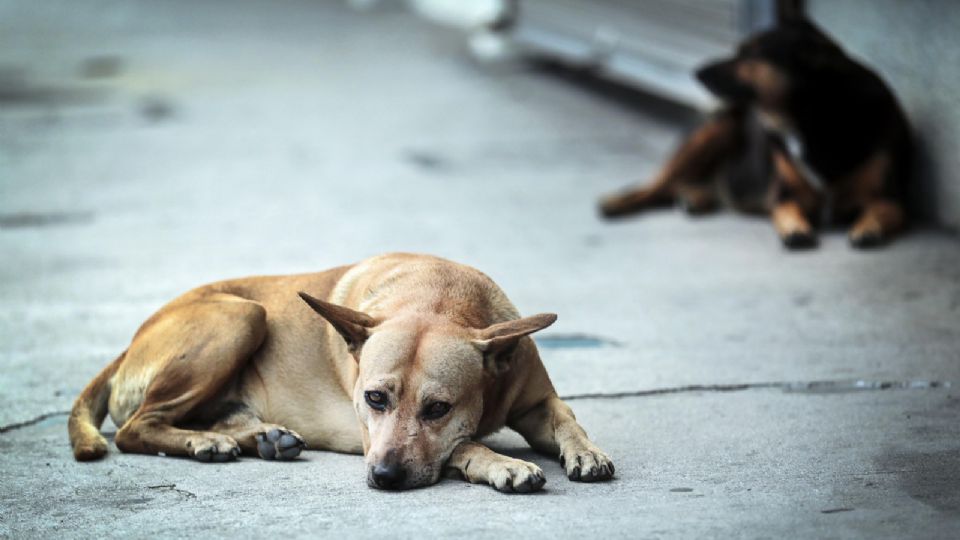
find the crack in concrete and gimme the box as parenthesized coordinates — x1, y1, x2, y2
(560, 380, 951, 401)
(0, 410, 69, 434)
(147, 483, 197, 499)
(821, 507, 855, 514)
(0, 379, 950, 433)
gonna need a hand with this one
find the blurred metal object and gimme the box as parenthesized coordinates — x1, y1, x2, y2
(498, 0, 777, 110)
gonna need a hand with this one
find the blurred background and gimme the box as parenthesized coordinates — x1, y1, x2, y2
(2, 0, 959, 537)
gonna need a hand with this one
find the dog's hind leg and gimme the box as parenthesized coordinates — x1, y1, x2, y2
(113, 294, 266, 462)
(840, 152, 904, 248)
(509, 396, 614, 482)
(69, 352, 125, 460)
(675, 183, 720, 215)
(599, 109, 743, 218)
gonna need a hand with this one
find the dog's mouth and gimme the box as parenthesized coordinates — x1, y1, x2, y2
(366, 461, 442, 491)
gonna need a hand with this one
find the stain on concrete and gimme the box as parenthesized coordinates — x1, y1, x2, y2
(903, 290, 922, 301)
(949, 291, 960, 311)
(583, 234, 603, 247)
(115, 496, 154, 508)
(79, 56, 124, 79)
(139, 95, 175, 122)
(0, 211, 94, 229)
(876, 448, 960, 513)
(403, 150, 446, 171)
(670, 487, 694, 493)
(0, 66, 106, 107)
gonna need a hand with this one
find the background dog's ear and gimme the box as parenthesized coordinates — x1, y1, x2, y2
(472, 313, 557, 374)
(298, 292, 379, 356)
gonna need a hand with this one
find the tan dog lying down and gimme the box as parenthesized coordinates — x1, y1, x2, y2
(68, 253, 614, 492)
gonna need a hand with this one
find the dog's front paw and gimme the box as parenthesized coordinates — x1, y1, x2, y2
(256, 427, 306, 460)
(483, 457, 546, 493)
(561, 445, 615, 482)
(781, 229, 817, 250)
(188, 434, 240, 463)
(849, 225, 888, 249)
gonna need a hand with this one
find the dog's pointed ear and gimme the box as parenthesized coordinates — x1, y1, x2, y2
(472, 313, 557, 374)
(298, 292, 379, 355)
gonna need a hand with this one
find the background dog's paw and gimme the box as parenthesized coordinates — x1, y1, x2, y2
(561, 446, 615, 482)
(486, 458, 546, 493)
(781, 230, 817, 250)
(677, 190, 718, 216)
(849, 228, 887, 249)
(598, 196, 628, 219)
(189, 434, 240, 463)
(256, 427, 306, 460)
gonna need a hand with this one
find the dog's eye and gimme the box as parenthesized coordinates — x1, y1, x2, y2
(422, 401, 451, 420)
(365, 391, 387, 411)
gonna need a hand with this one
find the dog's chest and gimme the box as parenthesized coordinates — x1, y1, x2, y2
(758, 110, 827, 191)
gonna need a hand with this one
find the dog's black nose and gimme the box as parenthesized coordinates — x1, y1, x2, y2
(371, 462, 407, 490)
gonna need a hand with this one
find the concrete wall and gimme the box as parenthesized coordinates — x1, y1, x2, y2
(808, 0, 960, 229)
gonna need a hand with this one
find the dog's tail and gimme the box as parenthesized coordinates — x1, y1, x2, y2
(68, 351, 124, 461)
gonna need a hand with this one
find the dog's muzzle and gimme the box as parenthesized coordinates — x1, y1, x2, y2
(369, 461, 408, 490)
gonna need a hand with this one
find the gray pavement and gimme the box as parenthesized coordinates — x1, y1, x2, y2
(1, 1, 959, 538)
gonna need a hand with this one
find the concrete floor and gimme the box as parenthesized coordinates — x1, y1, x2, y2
(2, 0, 959, 537)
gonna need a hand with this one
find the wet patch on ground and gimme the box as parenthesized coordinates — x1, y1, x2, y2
(78, 56, 124, 79)
(138, 94, 176, 122)
(403, 149, 447, 171)
(0, 66, 107, 107)
(536, 333, 621, 349)
(0, 211, 94, 229)
(875, 447, 960, 513)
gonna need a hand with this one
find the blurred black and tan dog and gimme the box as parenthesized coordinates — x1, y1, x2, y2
(599, 19, 911, 249)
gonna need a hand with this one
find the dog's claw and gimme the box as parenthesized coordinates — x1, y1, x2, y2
(485, 459, 545, 494)
(562, 446, 614, 483)
(256, 427, 306, 461)
(513, 470, 546, 493)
